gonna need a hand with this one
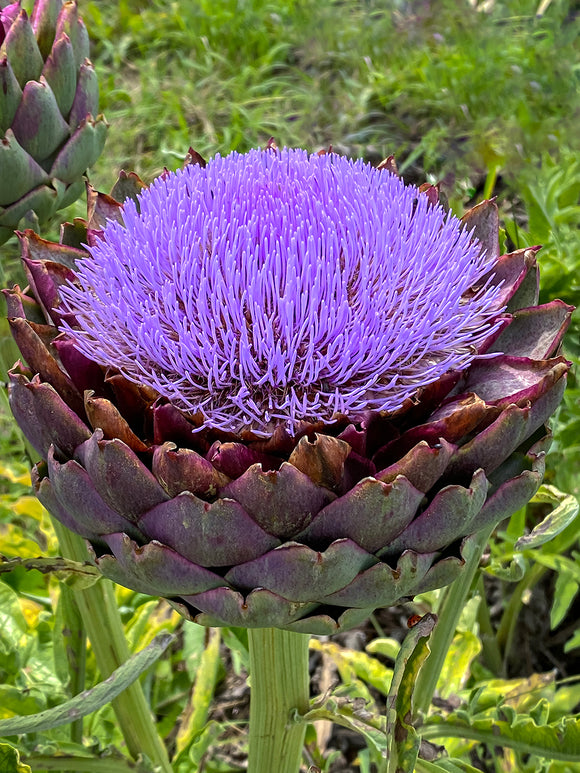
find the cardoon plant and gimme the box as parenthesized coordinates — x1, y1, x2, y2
(5, 147, 571, 770)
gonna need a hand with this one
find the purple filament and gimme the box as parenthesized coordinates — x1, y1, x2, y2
(60, 148, 504, 433)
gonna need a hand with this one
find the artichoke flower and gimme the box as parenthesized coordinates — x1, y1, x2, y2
(0, 0, 107, 244)
(5, 148, 572, 635)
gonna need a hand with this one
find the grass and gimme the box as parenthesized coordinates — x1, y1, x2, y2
(79, 0, 579, 197)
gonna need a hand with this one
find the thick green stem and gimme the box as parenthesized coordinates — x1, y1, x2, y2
(58, 582, 86, 744)
(247, 628, 310, 773)
(413, 525, 494, 715)
(52, 521, 172, 773)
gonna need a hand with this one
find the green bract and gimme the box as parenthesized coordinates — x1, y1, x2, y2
(0, 0, 107, 244)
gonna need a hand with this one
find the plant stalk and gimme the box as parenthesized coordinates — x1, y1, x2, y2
(51, 521, 172, 773)
(247, 627, 310, 773)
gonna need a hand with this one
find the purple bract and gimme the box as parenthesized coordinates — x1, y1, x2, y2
(61, 148, 504, 434)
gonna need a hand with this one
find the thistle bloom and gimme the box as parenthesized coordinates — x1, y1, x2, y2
(6, 148, 572, 634)
(60, 149, 502, 433)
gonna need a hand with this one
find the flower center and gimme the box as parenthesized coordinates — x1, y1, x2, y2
(61, 148, 503, 434)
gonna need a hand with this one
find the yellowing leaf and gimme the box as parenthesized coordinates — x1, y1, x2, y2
(437, 631, 481, 699)
(310, 639, 393, 696)
(11, 497, 46, 523)
(0, 742, 32, 773)
(18, 598, 43, 629)
(0, 524, 42, 558)
(174, 628, 221, 759)
(0, 463, 30, 487)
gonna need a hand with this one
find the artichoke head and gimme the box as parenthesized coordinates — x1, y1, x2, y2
(4, 155, 573, 635)
(0, 0, 107, 244)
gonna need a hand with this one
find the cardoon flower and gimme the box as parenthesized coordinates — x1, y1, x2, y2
(6, 147, 572, 635)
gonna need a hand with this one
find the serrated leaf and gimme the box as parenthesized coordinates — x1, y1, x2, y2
(516, 486, 579, 550)
(0, 633, 173, 735)
(0, 743, 31, 773)
(310, 639, 393, 696)
(423, 712, 580, 762)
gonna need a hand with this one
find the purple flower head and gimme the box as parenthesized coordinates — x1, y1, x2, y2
(60, 148, 504, 434)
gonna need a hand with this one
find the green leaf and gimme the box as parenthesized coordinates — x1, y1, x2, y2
(385, 613, 437, 773)
(529, 552, 580, 582)
(564, 629, 580, 654)
(422, 713, 580, 762)
(466, 672, 556, 715)
(0, 633, 173, 735)
(483, 553, 526, 582)
(174, 628, 221, 759)
(416, 759, 481, 773)
(182, 620, 207, 681)
(0, 685, 46, 718)
(0, 582, 27, 660)
(124, 599, 179, 653)
(529, 698, 551, 726)
(187, 721, 225, 767)
(298, 697, 386, 760)
(515, 485, 579, 550)
(549, 681, 580, 719)
(0, 744, 30, 773)
(310, 639, 393, 697)
(365, 637, 400, 662)
(551, 570, 579, 629)
(221, 626, 249, 674)
(436, 631, 481, 699)
(22, 753, 155, 773)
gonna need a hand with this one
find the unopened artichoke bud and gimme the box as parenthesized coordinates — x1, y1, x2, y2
(5, 148, 573, 634)
(0, 0, 107, 244)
